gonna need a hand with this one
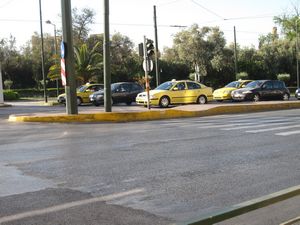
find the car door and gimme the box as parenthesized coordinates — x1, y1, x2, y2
(170, 82, 187, 104)
(273, 81, 284, 100)
(186, 81, 202, 103)
(112, 84, 124, 103)
(260, 81, 273, 100)
(130, 83, 144, 102)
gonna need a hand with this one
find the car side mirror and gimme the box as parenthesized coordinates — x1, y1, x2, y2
(173, 87, 179, 91)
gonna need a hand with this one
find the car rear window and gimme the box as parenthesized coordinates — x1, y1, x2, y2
(187, 82, 201, 89)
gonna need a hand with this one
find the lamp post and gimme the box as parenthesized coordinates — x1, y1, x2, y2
(39, 0, 47, 103)
(46, 20, 59, 97)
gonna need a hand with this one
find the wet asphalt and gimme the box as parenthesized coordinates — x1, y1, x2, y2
(1, 102, 300, 224)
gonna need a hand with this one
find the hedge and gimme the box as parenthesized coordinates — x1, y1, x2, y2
(3, 90, 19, 100)
(11, 88, 65, 98)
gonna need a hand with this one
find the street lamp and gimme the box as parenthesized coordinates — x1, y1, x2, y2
(46, 20, 59, 97)
(39, 0, 47, 103)
(296, 19, 300, 89)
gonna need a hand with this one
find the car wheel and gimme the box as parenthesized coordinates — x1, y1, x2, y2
(126, 102, 132, 106)
(159, 96, 170, 108)
(93, 101, 101, 107)
(253, 94, 260, 102)
(283, 93, 289, 101)
(77, 97, 83, 106)
(197, 95, 207, 104)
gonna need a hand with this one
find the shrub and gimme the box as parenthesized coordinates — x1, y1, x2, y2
(277, 73, 290, 83)
(3, 90, 19, 100)
(4, 80, 13, 89)
(236, 72, 249, 80)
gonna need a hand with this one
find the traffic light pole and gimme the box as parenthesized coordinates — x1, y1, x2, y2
(61, 0, 78, 114)
(143, 36, 151, 110)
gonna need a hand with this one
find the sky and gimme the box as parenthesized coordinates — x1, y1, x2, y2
(0, 0, 296, 51)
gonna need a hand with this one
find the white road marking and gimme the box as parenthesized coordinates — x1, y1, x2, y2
(276, 130, 300, 136)
(246, 124, 300, 133)
(221, 122, 294, 131)
(181, 122, 256, 129)
(0, 188, 144, 223)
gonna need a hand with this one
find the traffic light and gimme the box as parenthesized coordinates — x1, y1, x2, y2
(146, 39, 155, 58)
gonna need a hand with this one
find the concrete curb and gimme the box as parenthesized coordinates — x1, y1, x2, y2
(8, 101, 300, 123)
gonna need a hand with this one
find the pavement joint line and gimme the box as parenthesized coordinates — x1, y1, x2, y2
(0, 188, 144, 224)
(7, 101, 300, 123)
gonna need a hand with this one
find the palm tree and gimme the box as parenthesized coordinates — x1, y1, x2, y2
(47, 42, 103, 84)
(74, 42, 102, 83)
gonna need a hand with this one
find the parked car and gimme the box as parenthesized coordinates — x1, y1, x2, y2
(90, 82, 144, 106)
(136, 80, 213, 108)
(57, 83, 104, 105)
(295, 88, 300, 100)
(231, 80, 290, 102)
(213, 80, 252, 101)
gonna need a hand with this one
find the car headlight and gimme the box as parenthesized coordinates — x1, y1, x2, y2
(223, 90, 231, 94)
(242, 90, 252, 94)
(296, 89, 299, 94)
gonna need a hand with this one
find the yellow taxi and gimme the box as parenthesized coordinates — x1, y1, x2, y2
(57, 83, 104, 105)
(136, 80, 213, 108)
(213, 80, 252, 101)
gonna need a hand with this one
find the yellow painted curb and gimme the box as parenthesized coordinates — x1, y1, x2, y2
(8, 102, 300, 123)
(0, 103, 12, 107)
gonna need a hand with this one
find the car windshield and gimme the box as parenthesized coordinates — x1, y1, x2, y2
(155, 81, 176, 90)
(77, 85, 87, 92)
(111, 83, 119, 91)
(246, 80, 263, 88)
(225, 81, 240, 88)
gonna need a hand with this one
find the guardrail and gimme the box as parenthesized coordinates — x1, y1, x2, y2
(181, 185, 300, 225)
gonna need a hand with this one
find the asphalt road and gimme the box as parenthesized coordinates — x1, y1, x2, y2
(1, 103, 300, 224)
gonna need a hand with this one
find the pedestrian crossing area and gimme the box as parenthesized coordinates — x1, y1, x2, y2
(155, 113, 300, 137)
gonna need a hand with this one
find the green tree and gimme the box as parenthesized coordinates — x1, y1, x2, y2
(110, 33, 141, 82)
(73, 7, 95, 45)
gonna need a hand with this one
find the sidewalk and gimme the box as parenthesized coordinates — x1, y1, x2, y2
(7, 100, 300, 123)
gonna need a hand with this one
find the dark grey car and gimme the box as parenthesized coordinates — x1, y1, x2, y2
(231, 80, 290, 102)
(90, 82, 144, 106)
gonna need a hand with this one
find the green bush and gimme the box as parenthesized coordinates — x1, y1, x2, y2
(12, 88, 64, 98)
(236, 72, 249, 80)
(3, 90, 19, 100)
(277, 73, 290, 83)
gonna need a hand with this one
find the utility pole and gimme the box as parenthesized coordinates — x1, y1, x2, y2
(296, 19, 299, 89)
(104, 0, 112, 112)
(61, 0, 78, 114)
(153, 5, 160, 86)
(0, 64, 4, 105)
(39, 0, 47, 103)
(234, 26, 238, 79)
